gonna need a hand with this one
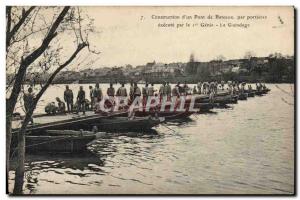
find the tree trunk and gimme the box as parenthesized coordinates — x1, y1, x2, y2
(12, 130, 25, 194)
(12, 111, 32, 194)
(6, 100, 14, 193)
(6, 113, 12, 184)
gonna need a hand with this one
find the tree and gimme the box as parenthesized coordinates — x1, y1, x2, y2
(215, 55, 226, 61)
(186, 53, 197, 74)
(244, 51, 256, 59)
(6, 6, 98, 194)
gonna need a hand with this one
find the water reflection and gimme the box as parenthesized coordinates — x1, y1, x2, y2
(8, 84, 294, 194)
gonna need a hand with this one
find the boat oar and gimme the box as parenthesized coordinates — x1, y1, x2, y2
(161, 123, 177, 133)
(192, 113, 199, 119)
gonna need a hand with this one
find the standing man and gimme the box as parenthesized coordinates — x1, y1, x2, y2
(76, 86, 86, 115)
(106, 83, 115, 110)
(197, 81, 202, 94)
(203, 82, 209, 94)
(93, 83, 103, 104)
(142, 83, 149, 105)
(183, 81, 189, 95)
(221, 80, 225, 90)
(89, 85, 94, 110)
(193, 86, 198, 94)
(166, 82, 172, 100)
(214, 81, 218, 94)
(209, 81, 215, 94)
(147, 83, 155, 97)
(133, 82, 141, 100)
(172, 82, 180, 97)
(107, 83, 115, 97)
(159, 82, 166, 101)
(64, 85, 74, 113)
(129, 81, 134, 102)
(23, 87, 35, 124)
(116, 83, 128, 97)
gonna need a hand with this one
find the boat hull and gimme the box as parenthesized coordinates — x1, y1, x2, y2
(91, 117, 163, 132)
(11, 132, 96, 154)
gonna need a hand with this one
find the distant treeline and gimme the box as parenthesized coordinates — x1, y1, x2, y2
(9, 56, 294, 85)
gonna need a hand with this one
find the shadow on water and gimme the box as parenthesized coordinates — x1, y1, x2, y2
(164, 117, 195, 127)
(10, 151, 103, 171)
(198, 110, 218, 115)
(9, 151, 105, 194)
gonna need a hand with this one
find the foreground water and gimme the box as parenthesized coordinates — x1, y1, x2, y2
(9, 84, 294, 194)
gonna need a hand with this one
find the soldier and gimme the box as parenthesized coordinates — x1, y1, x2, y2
(133, 82, 141, 100)
(221, 80, 225, 90)
(76, 86, 86, 115)
(93, 83, 103, 103)
(159, 82, 166, 96)
(56, 97, 66, 113)
(147, 83, 155, 97)
(23, 87, 35, 124)
(142, 83, 149, 104)
(193, 86, 198, 94)
(214, 81, 218, 94)
(107, 83, 115, 97)
(127, 82, 134, 101)
(197, 81, 202, 94)
(89, 85, 94, 109)
(116, 83, 128, 97)
(209, 81, 215, 94)
(64, 85, 74, 113)
(202, 82, 207, 94)
(183, 81, 189, 95)
(166, 82, 172, 100)
(172, 82, 181, 97)
(248, 84, 253, 92)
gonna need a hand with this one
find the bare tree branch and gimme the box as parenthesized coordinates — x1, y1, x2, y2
(6, 6, 36, 51)
(7, 7, 70, 116)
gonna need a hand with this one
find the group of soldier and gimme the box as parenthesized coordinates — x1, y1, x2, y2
(22, 80, 267, 118)
(58, 81, 195, 114)
(193, 80, 266, 96)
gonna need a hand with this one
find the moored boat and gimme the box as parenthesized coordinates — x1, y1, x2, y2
(11, 130, 96, 154)
(238, 93, 248, 100)
(247, 92, 255, 97)
(90, 116, 164, 132)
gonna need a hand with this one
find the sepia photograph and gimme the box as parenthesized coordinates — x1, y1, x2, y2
(5, 5, 295, 195)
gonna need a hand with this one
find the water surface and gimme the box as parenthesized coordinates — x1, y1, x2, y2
(9, 84, 294, 194)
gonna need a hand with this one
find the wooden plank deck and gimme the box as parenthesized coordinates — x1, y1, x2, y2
(12, 110, 127, 133)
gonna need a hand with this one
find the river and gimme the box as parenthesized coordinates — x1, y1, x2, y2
(8, 84, 294, 194)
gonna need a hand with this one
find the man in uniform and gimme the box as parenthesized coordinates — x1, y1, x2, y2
(89, 85, 94, 109)
(129, 82, 134, 102)
(116, 83, 128, 97)
(133, 82, 141, 100)
(93, 83, 103, 104)
(209, 81, 215, 94)
(147, 83, 155, 97)
(107, 83, 115, 97)
(221, 80, 225, 90)
(172, 82, 180, 97)
(23, 87, 35, 124)
(64, 85, 74, 113)
(76, 86, 86, 115)
(142, 83, 149, 105)
(159, 82, 166, 101)
(197, 82, 202, 94)
(56, 97, 66, 113)
(166, 82, 172, 100)
(183, 81, 189, 95)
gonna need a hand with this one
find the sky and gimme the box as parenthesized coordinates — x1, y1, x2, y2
(16, 6, 295, 70)
(79, 6, 294, 68)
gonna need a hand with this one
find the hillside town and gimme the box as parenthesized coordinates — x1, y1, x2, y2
(7, 54, 294, 86)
